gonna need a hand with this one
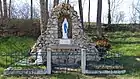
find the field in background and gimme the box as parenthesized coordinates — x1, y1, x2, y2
(1, 19, 140, 37)
(0, 19, 40, 37)
(0, 31, 140, 79)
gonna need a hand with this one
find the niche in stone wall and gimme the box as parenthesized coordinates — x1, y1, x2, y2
(58, 15, 72, 38)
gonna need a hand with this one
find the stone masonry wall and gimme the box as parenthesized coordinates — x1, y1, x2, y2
(32, 3, 88, 52)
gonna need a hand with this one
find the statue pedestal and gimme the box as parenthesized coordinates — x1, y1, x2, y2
(59, 39, 71, 45)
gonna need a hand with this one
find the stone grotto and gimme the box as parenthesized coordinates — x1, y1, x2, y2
(30, 3, 101, 65)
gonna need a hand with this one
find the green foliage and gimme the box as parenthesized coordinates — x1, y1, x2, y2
(0, 36, 36, 76)
(0, 36, 36, 53)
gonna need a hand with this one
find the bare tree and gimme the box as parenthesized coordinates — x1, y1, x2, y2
(40, 0, 48, 34)
(46, 0, 48, 24)
(10, 2, 17, 18)
(53, 0, 59, 8)
(67, 0, 69, 4)
(8, 0, 12, 19)
(3, 0, 8, 18)
(131, 3, 137, 23)
(57, 0, 59, 4)
(88, 0, 90, 25)
(10, 2, 40, 19)
(0, 0, 3, 24)
(108, 0, 111, 25)
(19, 3, 30, 19)
(78, 0, 84, 30)
(32, 7, 40, 18)
(31, 0, 33, 19)
(96, 0, 102, 38)
(131, 0, 140, 23)
(110, 0, 123, 23)
(115, 11, 125, 23)
(3, 0, 8, 28)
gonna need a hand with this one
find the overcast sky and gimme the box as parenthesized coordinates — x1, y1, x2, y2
(15, 0, 135, 23)
(72, 0, 133, 23)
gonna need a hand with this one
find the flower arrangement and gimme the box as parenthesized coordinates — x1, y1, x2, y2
(95, 38, 111, 51)
(94, 37, 111, 57)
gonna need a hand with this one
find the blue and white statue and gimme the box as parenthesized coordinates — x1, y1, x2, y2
(62, 18, 68, 39)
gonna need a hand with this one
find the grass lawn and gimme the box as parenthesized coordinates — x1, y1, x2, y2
(107, 31, 140, 78)
(0, 31, 140, 79)
(0, 36, 36, 75)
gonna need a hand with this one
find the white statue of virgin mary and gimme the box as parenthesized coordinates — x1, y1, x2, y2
(62, 18, 68, 39)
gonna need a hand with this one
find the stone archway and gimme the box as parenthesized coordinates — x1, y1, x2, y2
(32, 3, 88, 51)
(58, 15, 72, 38)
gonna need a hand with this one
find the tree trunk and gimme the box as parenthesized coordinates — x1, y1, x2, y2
(46, 0, 48, 26)
(0, 0, 3, 24)
(8, 0, 12, 19)
(57, 0, 59, 5)
(53, 0, 59, 8)
(3, 0, 8, 28)
(78, 0, 84, 30)
(3, 0, 8, 18)
(67, 0, 69, 4)
(108, 0, 111, 25)
(96, 0, 102, 38)
(31, 0, 33, 19)
(9, 0, 11, 19)
(40, 0, 48, 34)
(88, 0, 90, 28)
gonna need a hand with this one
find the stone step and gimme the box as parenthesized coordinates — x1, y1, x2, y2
(84, 70, 126, 74)
(4, 69, 47, 75)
